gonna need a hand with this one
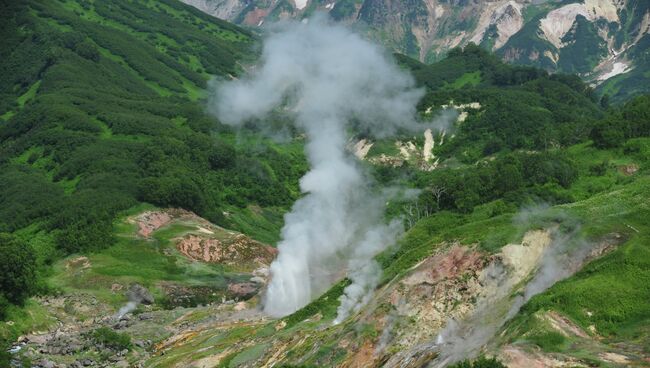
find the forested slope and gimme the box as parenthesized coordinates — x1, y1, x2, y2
(0, 0, 306, 319)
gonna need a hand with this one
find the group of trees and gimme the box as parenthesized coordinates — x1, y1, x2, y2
(382, 45, 648, 224)
(401, 45, 602, 162)
(590, 95, 650, 148)
(450, 357, 506, 368)
(0, 234, 37, 319)
(392, 150, 578, 226)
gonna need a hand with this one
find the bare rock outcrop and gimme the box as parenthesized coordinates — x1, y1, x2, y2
(176, 233, 277, 268)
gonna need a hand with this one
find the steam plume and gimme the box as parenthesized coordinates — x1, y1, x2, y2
(116, 301, 137, 319)
(209, 14, 451, 318)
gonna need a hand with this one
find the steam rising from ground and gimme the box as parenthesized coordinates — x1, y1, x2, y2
(116, 301, 138, 319)
(209, 15, 452, 318)
(431, 208, 592, 367)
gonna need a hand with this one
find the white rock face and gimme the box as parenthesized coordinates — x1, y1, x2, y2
(539, 0, 619, 49)
(493, 1, 524, 49)
(584, 0, 619, 23)
(434, 4, 445, 19)
(294, 0, 308, 10)
(540, 3, 590, 49)
(423, 129, 434, 162)
(352, 139, 374, 160)
(470, 1, 524, 50)
(181, 0, 247, 20)
(597, 61, 630, 81)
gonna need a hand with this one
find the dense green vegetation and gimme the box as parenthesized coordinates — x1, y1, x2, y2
(372, 47, 649, 227)
(0, 1, 302, 244)
(0, 234, 38, 319)
(399, 45, 603, 161)
(90, 327, 132, 351)
(0, 0, 306, 321)
(590, 95, 650, 148)
(450, 357, 506, 368)
(397, 150, 578, 214)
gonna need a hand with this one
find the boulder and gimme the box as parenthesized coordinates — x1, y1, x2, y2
(36, 359, 56, 368)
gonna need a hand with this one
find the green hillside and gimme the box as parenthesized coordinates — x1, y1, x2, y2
(398, 45, 602, 162)
(1, 1, 649, 367)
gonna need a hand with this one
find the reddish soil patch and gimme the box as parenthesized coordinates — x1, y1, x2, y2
(134, 208, 200, 237)
(227, 282, 259, 298)
(402, 246, 484, 286)
(176, 234, 277, 267)
(135, 211, 172, 237)
(343, 341, 377, 368)
(243, 8, 269, 26)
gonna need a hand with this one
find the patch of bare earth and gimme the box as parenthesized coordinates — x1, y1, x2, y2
(130, 208, 278, 272)
(176, 233, 277, 268)
(599, 352, 631, 365)
(542, 311, 589, 338)
(500, 345, 586, 368)
(132, 210, 173, 237)
(618, 164, 639, 176)
(155, 230, 627, 368)
(65, 256, 91, 271)
(344, 341, 378, 368)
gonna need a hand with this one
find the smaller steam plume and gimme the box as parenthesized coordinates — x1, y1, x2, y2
(116, 301, 138, 320)
(430, 207, 595, 367)
(114, 284, 154, 320)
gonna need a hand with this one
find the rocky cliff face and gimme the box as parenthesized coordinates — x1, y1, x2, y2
(180, 0, 650, 98)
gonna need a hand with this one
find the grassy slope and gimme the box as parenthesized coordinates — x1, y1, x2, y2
(49, 206, 251, 304)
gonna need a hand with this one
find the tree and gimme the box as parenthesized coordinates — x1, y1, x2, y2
(75, 41, 100, 62)
(590, 119, 625, 148)
(600, 93, 610, 109)
(0, 234, 37, 307)
(430, 185, 447, 209)
(450, 356, 506, 368)
(208, 142, 236, 169)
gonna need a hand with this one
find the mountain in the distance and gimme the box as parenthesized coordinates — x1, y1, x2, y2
(181, 0, 650, 102)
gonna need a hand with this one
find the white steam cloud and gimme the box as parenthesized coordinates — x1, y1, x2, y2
(116, 301, 137, 319)
(209, 14, 452, 318)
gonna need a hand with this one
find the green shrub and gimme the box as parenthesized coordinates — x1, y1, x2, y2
(91, 327, 132, 351)
(450, 356, 506, 368)
(528, 331, 566, 352)
(0, 234, 37, 316)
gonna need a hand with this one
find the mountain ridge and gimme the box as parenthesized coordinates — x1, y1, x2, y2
(180, 0, 650, 102)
